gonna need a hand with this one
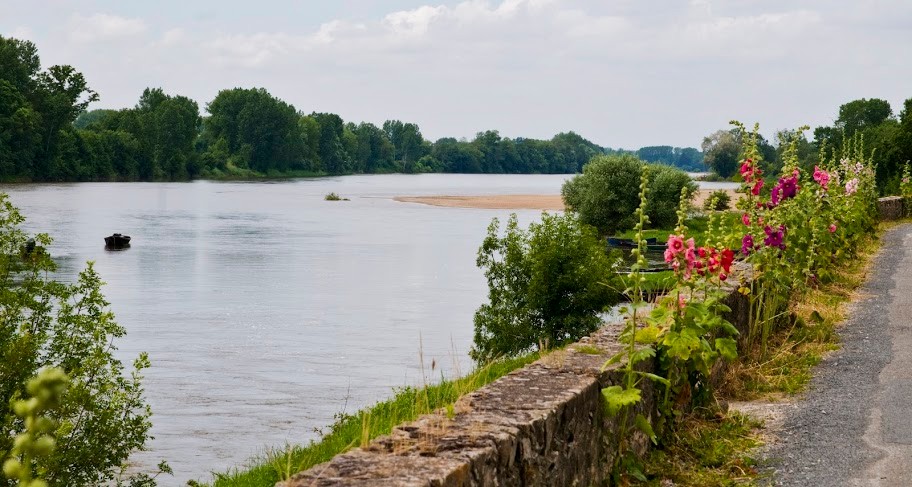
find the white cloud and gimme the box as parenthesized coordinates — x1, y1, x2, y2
(68, 13, 148, 43)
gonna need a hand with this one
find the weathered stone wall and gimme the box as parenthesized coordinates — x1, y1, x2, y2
(282, 275, 750, 487)
(878, 196, 905, 221)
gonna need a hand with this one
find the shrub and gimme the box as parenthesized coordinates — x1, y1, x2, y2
(0, 194, 156, 486)
(470, 212, 619, 362)
(324, 192, 348, 201)
(702, 189, 731, 211)
(562, 154, 697, 235)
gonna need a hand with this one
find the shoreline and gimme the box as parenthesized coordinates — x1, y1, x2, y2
(394, 189, 739, 210)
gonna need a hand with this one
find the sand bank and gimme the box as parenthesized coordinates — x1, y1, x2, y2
(394, 189, 739, 211)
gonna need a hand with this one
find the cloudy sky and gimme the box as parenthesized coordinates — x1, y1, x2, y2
(3, 0, 911, 148)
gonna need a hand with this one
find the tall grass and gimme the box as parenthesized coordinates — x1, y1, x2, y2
(202, 354, 538, 487)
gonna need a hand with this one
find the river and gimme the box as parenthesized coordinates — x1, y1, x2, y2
(0, 174, 737, 484)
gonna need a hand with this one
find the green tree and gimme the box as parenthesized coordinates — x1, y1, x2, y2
(562, 154, 696, 235)
(837, 98, 893, 137)
(701, 129, 740, 178)
(471, 213, 619, 362)
(204, 88, 304, 174)
(0, 194, 154, 486)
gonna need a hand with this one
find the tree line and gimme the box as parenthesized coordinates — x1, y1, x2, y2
(0, 35, 703, 182)
(701, 97, 912, 192)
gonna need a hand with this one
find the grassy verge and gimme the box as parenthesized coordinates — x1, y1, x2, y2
(200, 354, 539, 487)
(635, 220, 901, 486)
(636, 413, 763, 486)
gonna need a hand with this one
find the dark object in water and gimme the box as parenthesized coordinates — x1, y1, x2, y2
(104, 233, 131, 249)
(607, 236, 664, 252)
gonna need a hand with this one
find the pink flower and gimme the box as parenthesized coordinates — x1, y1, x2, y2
(719, 273, 728, 282)
(829, 224, 837, 233)
(742, 213, 750, 226)
(752, 179, 764, 196)
(664, 248, 675, 263)
(678, 294, 686, 309)
(845, 178, 859, 195)
(813, 166, 830, 190)
(667, 234, 685, 254)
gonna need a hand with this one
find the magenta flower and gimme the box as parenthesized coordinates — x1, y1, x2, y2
(770, 175, 799, 206)
(741, 234, 755, 255)
(829, 224, 837, 233)
(742, 213, 750, 226)
(751, 179, 764, 196)
(763, 225, 786, 250)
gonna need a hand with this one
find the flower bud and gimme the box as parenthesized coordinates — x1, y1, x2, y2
(3, 458, 23, 478)
(32, 436, 56, 457)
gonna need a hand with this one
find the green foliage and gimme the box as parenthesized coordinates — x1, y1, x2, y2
(470, 212, 619, 362)
(637, 146, 705, 172)
(0, 194, 156, 486)
(702, 190, 731, 211)
(323, 192, 347, 201)
(562, 154, 697, 235)
(203, 354, 537, 487)
(0, 36, 707, 182)
(701, 130, 740, 178)
(3, 368, 68, 487)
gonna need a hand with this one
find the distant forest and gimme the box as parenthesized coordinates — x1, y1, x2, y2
(0, 35, 703, 182)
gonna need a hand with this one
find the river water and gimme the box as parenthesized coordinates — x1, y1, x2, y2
(0, 174, 736, 484)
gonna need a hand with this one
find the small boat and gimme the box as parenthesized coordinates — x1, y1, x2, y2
(104, 233, 131, 249)
(607, 237, 663, 251)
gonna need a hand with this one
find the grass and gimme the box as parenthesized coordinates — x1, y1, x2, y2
(636, 412, 763, 486)
(201, 353, 539, 487)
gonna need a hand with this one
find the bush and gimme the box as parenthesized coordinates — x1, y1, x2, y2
(562, 154, 697, 235)
(702, 189, 731, 211)
(0, 194, 156, 486)
(470, 213, 619, 362)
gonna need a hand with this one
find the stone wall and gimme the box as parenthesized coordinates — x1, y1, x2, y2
(877, 196, 906, 221)
(282, 273, 750, 487)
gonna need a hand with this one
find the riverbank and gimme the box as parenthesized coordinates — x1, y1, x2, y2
(394, 189, 739, 210)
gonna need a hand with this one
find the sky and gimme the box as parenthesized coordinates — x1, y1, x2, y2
(2, 0, 911, 149)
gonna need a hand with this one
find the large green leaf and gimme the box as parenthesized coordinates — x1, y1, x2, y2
(715, 337, 738, 360)
(602, 385, 641, 416)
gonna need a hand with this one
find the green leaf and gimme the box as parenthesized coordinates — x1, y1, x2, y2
(601, 351, 625, 371)
(635, 325, 662, 344)
(635, 413, 658, 445)
(633, 370, 670, 387)
(715, 337, 738, 360)
(601, 385, 641, 416)
(631, 346, 656, 364)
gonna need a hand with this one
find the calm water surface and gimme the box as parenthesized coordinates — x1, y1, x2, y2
(0, 174, 736, 484)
